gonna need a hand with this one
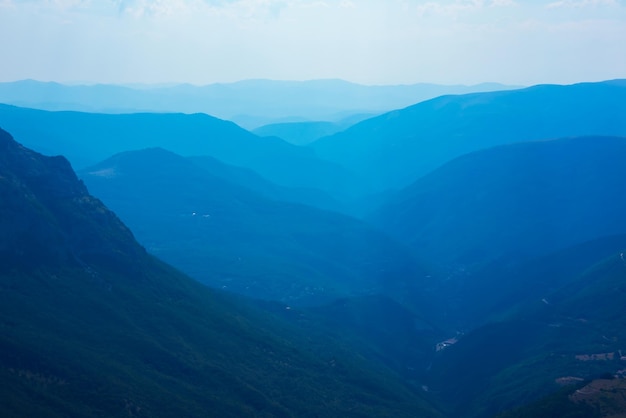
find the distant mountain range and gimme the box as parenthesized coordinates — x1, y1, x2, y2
(312, 79, 626, 192)
(0, 103, 367, 203)
(252, 113, 377, 146)
(254, 120, 350, 146)
(0, 79, 520, 128)
(372, 136, 626, 270)
(0, 127, 441, 417)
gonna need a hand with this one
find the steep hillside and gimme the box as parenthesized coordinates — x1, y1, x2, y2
(304, 295, 443, 380)
(0, 104, 366, 201)
(427, 240, 626, 418)
(457, 233, 626, 328)
(313, 80, 626, 191)
(372, 136, 626, 271)
(0, 129, 144, 271)
(0, 127, 441, 417)
(497, 377, 626, 418)
(79, 148, 427, 308)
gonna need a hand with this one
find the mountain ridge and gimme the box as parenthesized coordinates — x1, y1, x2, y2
(0, 128, 144, 271)
(372, 135, 626, 270)
(312, 79, 626, 191)
(0, 78, 521, 127)
(0, 103, 367, 202)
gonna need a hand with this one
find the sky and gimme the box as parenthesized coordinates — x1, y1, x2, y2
(0, 0, 625, 86)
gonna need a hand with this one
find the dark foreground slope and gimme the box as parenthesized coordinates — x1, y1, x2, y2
(0, 104, 365, 200)
(436, 233, 626, 330)
(372, 136, 626, 271)
(497, 377, 626, 418)
(0, 128, 440, 417)
(427, 235, 626, 418)
(79, 148, 426, 308)
(313, 80, 626, 191)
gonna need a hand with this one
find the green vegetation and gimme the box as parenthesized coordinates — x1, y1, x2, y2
(0, 128, 441, 417)
(496, 376, 626, 418)
(0, 259, 441, 417)
(426, 243, 626, 417)
(495, 382, 601, 418)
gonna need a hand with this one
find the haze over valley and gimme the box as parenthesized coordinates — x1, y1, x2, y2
(2, 0, 626, 417)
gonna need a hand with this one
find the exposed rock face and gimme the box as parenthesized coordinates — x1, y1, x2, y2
(0, 127, 144, 271)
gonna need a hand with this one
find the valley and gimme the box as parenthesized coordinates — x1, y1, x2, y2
(1, 78, 626, 417)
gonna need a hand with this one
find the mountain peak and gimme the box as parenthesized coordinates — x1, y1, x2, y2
(0, 128, 144, 271)
(0, 127, 86, 198)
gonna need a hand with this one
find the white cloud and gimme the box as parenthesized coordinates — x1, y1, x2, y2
(490, 0, 516, 6)
(0, 0, 624, 84)
(546, 0, 620, 8)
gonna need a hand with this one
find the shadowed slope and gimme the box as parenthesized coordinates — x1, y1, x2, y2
(372, 136, 626, 270)
(427, 238, 626, 418)
(0, 127, 441, 418)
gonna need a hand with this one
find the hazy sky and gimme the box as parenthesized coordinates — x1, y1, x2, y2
(1, 0, 624, 86)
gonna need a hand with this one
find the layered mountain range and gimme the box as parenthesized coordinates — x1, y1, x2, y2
(372, 136, 626, 270)
(2, 79, 626, 417)
(0, 104, 368, 202)
(78, 147, 426, 308)
(0, 79, 519, 128)
(312, 79, 626, 191)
